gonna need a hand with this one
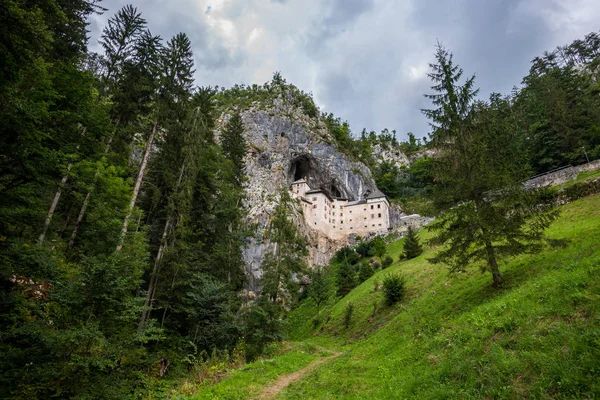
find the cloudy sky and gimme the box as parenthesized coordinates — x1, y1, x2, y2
(89, 0, 600, 141)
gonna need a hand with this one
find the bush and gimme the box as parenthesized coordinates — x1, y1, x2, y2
(382, 256, 393, 269)
(343, 302, 354, 329)
(333, 246, 360, 265)
(382, 274, 406, 305)
(358, 261, 374, 282)
(336, 261, 357, 297)
(403, 227, 423, 259)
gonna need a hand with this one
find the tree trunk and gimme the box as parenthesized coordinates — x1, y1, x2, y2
(138, 164, 185, 332)
(485, 239, 503, 288)
(39, 127, 89, 245)
(68, 138, 113, 248)
(138, 218, 170, 333)
(38, 168, 72, 245)
(117, 119, 158, 251)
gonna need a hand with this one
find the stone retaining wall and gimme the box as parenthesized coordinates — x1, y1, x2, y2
(524, 159, 600, 189)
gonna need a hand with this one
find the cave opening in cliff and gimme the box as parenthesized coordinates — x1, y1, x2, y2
(290, 155, 316, 182)
(330, 184, 342, 198)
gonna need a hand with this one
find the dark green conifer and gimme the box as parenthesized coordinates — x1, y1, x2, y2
(403, 227, 423, 259)
(221, 111, 247, 185)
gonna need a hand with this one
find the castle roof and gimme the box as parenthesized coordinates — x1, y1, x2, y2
(344, 200, 366, 207)
(305, 189, 333, 202)
(365, 188, 387, 199)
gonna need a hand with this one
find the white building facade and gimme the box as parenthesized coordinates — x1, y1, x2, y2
(291, 178, 390, 240)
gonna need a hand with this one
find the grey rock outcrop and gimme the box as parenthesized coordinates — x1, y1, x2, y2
(372, 143, 410, 169)
(216, 98, 379, 286)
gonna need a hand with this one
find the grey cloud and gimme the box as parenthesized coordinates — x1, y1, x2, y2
(90, 0, 600, 141)
(89, 0, 246, 71)
(306, 0, 375, 54)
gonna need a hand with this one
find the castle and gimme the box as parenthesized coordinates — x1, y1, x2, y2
(290, 178, 390, 240)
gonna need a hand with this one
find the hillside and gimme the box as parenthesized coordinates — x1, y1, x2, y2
(181, 193, 600, 399)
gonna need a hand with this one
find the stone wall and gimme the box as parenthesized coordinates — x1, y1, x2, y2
(523, 159, 600, 189)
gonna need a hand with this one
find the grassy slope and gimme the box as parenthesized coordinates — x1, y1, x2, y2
(182, 341, 341, 399)
(186, 194, 600, 399)
(282, 194, 600, 399)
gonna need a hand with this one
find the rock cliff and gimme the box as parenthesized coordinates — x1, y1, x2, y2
(215, 94, 426, 287)
(216, 96, 381, 283)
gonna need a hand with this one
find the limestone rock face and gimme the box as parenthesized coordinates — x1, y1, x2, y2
(217, 98, 378, 285)
(372, 143, 410, 169)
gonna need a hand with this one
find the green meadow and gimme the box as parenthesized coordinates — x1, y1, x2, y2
(184, 193, 600, 399)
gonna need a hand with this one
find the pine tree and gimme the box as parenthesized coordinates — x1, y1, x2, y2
(261, 190, 308, 304)
(402, 226, 423, 259)
(221, 111, 247, 185)
(308, 267, 332, 314)
(422, 44, 559, 287)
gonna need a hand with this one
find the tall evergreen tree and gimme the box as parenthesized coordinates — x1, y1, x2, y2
(221, 111, 247, 185)
(261, 190, 308, 304)
(422, 44, 559, 287)
(402, 226, 423, 259)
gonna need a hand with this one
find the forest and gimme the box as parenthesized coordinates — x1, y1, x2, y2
(1, 1, 599, 398)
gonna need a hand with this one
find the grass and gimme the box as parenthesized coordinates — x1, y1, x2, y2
(173, 340, 339, 399)
(184, 194, 600, 399)
(558, 168, 600, 189)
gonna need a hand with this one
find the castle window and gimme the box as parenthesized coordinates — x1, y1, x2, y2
(349, 210, 352, 213)
(372, 224, 375, 227)
(341, 221, 343, 224)
(313, 205, 317, 209)
(377, 204, 381, 209)
(378, 224, 382, 226)
(371, 214, 374, 218)
(371, 205, 374, 210)
(378, 213, 381, 218)
(313, 197, 317, 201)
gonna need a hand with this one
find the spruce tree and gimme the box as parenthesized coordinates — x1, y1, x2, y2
(422, 44, 559, 287)
(402, 226, 423, 259)
(221, 111, 247, 185)
(308, 267, 332, 314)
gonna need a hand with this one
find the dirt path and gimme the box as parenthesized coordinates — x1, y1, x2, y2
(257, 352, 342, 399)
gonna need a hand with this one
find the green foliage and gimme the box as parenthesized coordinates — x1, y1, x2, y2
(343, 302, 354, 329)
(336, 261, 357, 297)
(358, 261, 375, 282)
(402, 227, 423, 259)
(372, 237, 387, 258)
(381, 255, 394, 269)
(422, 44, 559, 287)
(382, 273, 406, 305)
(308, 267, 333, 314)
(333, 246, 360, 265)
(220, 111, 247, 185)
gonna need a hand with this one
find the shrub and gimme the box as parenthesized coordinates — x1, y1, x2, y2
(403, 227, 423, 259)
(336, 261, 357, 297)
(382, 274, 406, 305)
(382, 256, 394, 269)
(372, 237, 387, 258)
(333, 246, 360, 265)
(343, 302, 354, 329)
(358, 261, 374, 282)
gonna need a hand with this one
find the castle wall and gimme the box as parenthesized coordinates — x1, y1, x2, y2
(291, 181, 390, 241)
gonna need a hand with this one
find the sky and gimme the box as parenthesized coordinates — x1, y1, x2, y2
(88, 0, 600, 141)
